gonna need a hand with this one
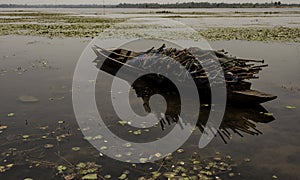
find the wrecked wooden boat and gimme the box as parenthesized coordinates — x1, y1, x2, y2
(92, 44, 277, 105)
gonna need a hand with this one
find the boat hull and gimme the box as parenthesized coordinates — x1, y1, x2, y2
(92, 46, 277, 105)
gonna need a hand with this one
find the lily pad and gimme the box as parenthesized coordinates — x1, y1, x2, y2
(244, 158, 251, 162)
(6, 164, 14, 168)
(39, 126, 48, 130)
(82, 173, 97, 180)
(151, 171, 161, 178)
(115, 154, 122, 158)
(286, 105, 296, 109)
(76, 162, 86, 169)
(118, 120, 127, 126)
(84, 136, 93, 141)
(92, 135, 103, 140)
(133, 130, 142, 135)
(72, 147, 81, 151)
(118, 173, 127, 180)
(44, 144, 54, 149)
(7, 113, 15, 117)
(228, 172, 235, 177)
(18, 95, 39, 103)
(22, 135, 30, 139)
(0, 166, 5, 172)
(0, 125, 8, 130)
(193, 160, 200, 164)
(154, 153, 162, 158)
(57, 165, 67, 173)
(139, 158, 148, 163)
(104, 174, 111, 179)
(264, 112, 273, 116)
(100, 146, 108, 150)
(123, 143, 131, 148)
(163, 172, 176, 178)
(214, 157, 222, 161)
(177, 148, 184, 153)
(64, 174, 75, 180)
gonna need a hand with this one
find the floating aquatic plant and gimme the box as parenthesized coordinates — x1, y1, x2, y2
(198, 26, 300, 42)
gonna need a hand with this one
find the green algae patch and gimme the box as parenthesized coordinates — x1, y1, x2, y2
(198, 26, 300, 42)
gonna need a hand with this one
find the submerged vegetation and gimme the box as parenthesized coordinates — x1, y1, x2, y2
(198, 27, 300, 42)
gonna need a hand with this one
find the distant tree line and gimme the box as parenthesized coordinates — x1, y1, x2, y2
(0, 4, 108, 8)
(0, 2, 299, 8)
(116, 2, 297, 8)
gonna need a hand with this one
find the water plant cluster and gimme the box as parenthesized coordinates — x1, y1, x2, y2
(0, 12, 124, 38)
(0, 115, 244, 180)
(198, 26, 300, 42)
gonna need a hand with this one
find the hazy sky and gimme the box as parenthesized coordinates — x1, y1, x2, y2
(0, 0, 299, 5)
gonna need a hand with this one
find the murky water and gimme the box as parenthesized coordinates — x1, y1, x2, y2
(0, 35, 299, 179)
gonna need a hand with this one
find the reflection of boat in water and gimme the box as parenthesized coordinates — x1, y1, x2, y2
(130, 80, 275, 144)
(92, 44, 277, 105)
(92, 45, 276, 143)
(199, 105, 275, 143)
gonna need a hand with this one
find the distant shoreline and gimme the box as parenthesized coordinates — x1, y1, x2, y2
(1, 2, 300, 9)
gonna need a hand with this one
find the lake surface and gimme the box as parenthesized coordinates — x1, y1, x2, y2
(1, 7, 300, 28)
(0, 35, 299, 179)
(0, 7, 299, 180)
